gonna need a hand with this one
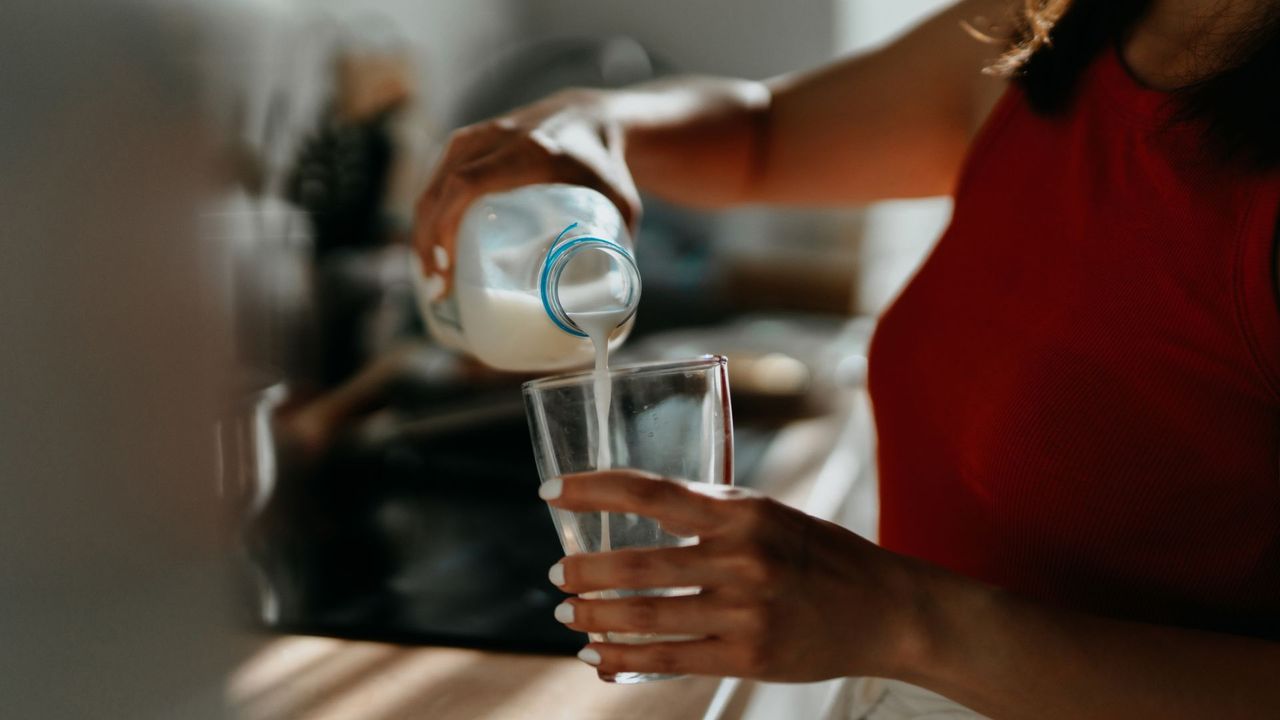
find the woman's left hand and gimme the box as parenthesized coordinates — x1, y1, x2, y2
(541, 471, 931, 682)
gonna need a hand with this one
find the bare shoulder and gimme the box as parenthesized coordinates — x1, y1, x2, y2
(887, 0, 1018, 136)
(755, 0, 1025, 202)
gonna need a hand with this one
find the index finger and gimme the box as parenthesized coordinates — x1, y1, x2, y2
(540, 471, 734, 536)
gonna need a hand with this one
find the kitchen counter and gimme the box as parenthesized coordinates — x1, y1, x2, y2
(231, 386, 872, 720)
(230, 638, 726, 720)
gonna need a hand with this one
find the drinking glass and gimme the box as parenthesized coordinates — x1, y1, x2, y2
(522, 355, 733, 683)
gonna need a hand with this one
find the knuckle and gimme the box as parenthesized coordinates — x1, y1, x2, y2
(737, 604, 770, 640)
(732, 552, 771, 585)
(623, 599, 659, 631)
(740, 640, 771, 677)
(459, 119, 500, 139)
(753, 557, 781, 586)
(739, 497, 774, 528)
(615, 552, 651, 587)
(441, 172, 475, 199)
(525, 129, 562, 156)
(441, 130, 474, 157)
(643, 645, 681, 675)
(440, 120, 506, 165)
(415, 179, 444, 213)
(626, 478, 672, 507)
(440, 133, 464, 156)
(449, 161, 482, 184)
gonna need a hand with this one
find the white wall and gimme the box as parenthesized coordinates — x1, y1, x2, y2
(837, 0, 957, 53)
(521, 0, 838, 78)
(226, 0, 521, 192)
(297, 0, 520, 128)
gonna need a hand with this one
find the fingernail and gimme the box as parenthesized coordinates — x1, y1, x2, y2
(433, 246, 450, 271)
(577, 648, 601, 666)
(539, 478, 562, 500)
(548, 562, 565, 586)
(554, 602, 575, 624)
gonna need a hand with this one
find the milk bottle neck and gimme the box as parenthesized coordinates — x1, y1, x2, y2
(539, 222, 641, 338)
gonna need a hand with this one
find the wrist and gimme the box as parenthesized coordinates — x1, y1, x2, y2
(880, 557, 1001, 688)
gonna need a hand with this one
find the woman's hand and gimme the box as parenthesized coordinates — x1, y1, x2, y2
(541, 471, 930, 682)
(543, 476, 1280, 718)
(413, 89, 641, 297)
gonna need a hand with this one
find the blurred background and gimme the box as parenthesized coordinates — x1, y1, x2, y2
(1, 0, 953, 717)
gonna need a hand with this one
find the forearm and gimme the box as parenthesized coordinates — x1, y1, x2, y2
(600, 0, 1011, 209)
(901, 567, 1280, 719)
(602, 59, 957, 210)
(600, 77, 770, 208)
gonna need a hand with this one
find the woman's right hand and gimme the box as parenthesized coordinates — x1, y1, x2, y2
(541, 471, 932, 683)
(413, 88, 642, 298)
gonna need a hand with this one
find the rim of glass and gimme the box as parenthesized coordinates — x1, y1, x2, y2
(521, 355, 727, 392)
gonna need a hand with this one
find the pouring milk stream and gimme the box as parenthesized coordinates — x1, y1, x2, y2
(572, 308, 631, 550)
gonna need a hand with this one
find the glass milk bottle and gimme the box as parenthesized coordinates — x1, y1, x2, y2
(414, 184, 641, 372)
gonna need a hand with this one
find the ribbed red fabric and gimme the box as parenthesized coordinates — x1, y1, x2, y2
(869, 47, 1280, 638)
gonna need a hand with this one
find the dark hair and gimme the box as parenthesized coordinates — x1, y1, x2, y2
(993, 0, 1280, 169)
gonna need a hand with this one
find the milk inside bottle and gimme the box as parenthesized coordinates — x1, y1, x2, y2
(414, 183, 640, 374)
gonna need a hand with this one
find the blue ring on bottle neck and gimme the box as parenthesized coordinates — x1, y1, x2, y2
(539, 222, 637, 338)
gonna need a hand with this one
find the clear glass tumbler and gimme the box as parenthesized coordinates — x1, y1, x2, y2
(522, 355, 734, 684)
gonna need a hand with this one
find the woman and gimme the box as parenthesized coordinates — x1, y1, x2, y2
(416, 1, 1280, 716)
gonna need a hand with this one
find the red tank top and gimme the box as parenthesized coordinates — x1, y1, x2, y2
(868, 47, 1280, 638)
